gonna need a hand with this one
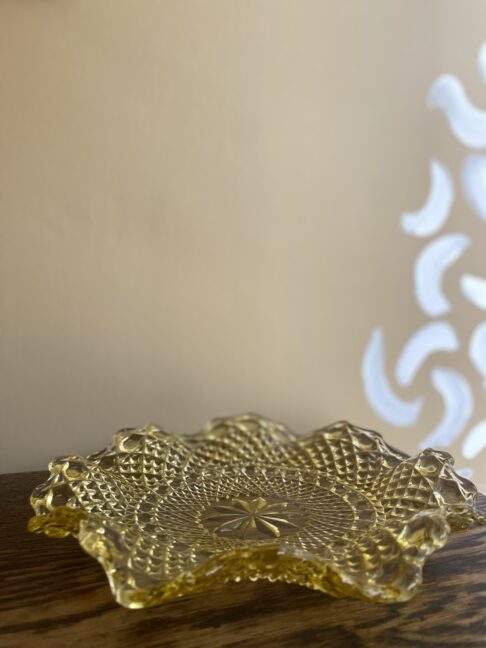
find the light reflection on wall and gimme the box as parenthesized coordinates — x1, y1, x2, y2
(362, 44, 486, 478)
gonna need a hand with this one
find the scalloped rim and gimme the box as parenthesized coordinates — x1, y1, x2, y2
(28, 415, 485, 607)
(28, 505, 451, 607)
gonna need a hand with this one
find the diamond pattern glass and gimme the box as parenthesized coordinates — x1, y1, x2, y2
(29, 414, 485, 608)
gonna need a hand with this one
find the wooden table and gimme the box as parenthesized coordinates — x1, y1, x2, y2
(1, 471, 485, 647)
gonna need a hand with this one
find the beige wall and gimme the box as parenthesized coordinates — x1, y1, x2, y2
(1, 1, 485, 485)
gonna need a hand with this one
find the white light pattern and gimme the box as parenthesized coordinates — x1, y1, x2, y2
(462, 154, 486, 221)
(461, 274, 486, 310)
(394, 322, 459, 387)
(361, 329, 423, 427)
(414, 234, 470, 317)
(478, 43, 486, 81)
(401, 160, 453, 237)
(463, 420, 486, 459)
(362, 42, 486, 471)
(469, 321, 486, 387)
(419, 368, 473, 449)
(427, 74, 486, 149)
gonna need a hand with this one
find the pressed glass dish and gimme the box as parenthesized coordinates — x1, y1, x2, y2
(29, 414, 485, 608)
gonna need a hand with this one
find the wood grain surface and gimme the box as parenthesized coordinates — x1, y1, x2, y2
(0, 471, 485, 648)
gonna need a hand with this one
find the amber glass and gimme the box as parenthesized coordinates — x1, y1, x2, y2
(29, 414, 485, 608)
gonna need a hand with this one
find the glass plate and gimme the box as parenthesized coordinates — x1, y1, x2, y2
(29, 414, 485, 608)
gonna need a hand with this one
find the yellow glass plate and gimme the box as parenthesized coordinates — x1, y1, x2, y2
(29, 414, 485, 608)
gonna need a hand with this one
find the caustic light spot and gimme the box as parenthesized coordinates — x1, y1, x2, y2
(420, 368, 473, 449)
(461, 273, 486, 310)
(462, 154, 486, 221)
(427, 75, 486, 149)
(414, 234, 470, 317)
(362, 329, 423, 427)
(469, 321, 486, 387)
(395, 322, 459, 387)
(457, 467, 474, 479)
(401, 160, 453, 237)
(478, 43, 486, 82)
(463, 420, 486, 459)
